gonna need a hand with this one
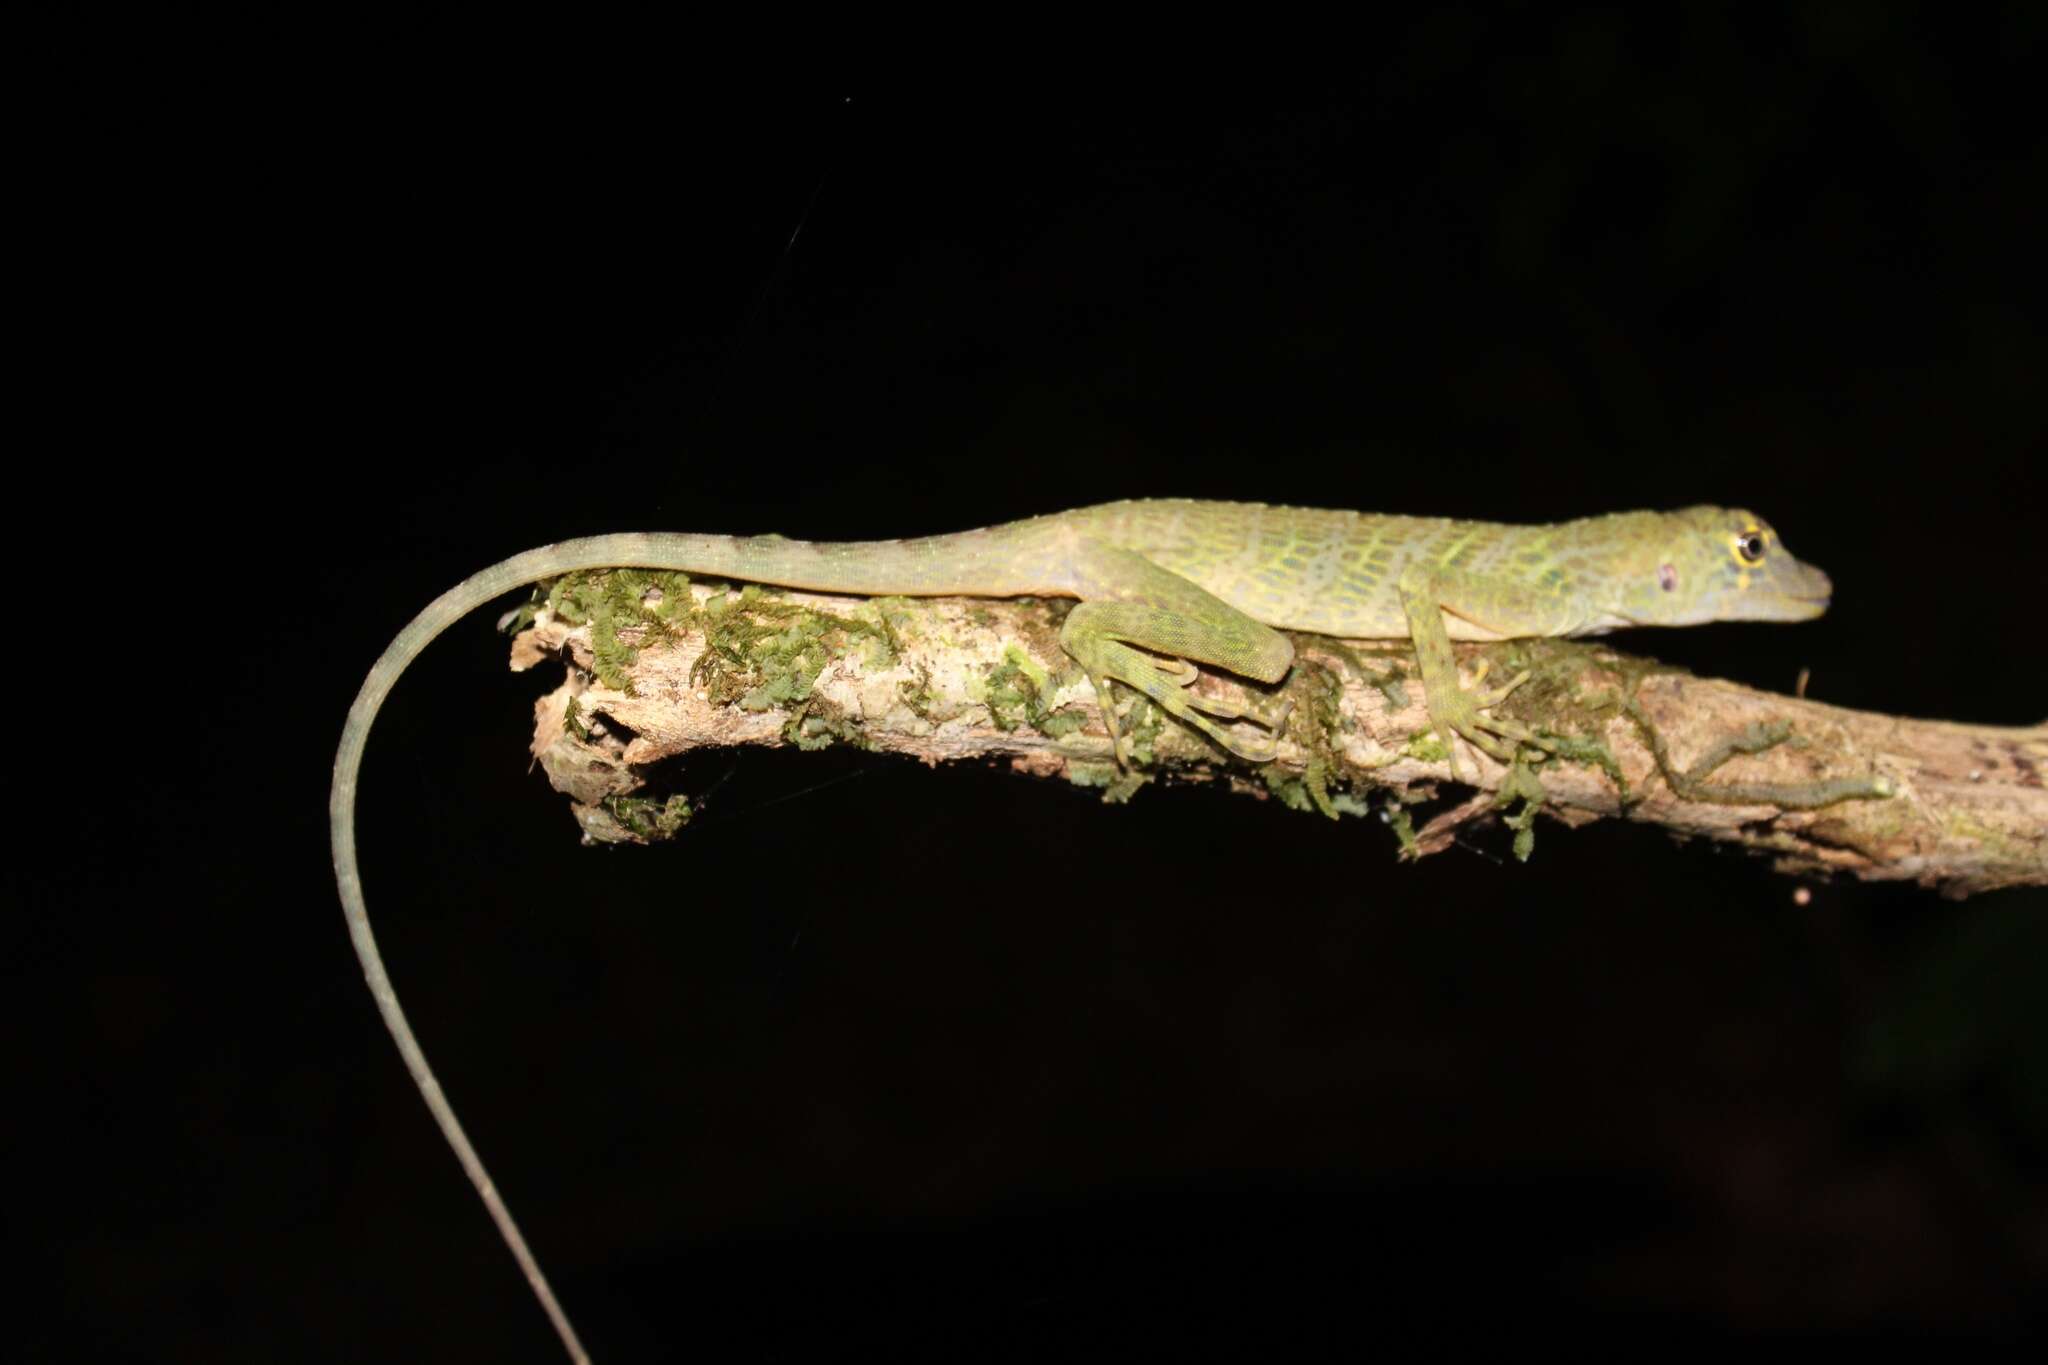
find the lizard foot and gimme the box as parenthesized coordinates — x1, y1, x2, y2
(1074, 640, 1289, 765)
(1426, 663, 1539, 784)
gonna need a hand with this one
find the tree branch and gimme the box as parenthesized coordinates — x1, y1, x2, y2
(506, 581, 2047, 899)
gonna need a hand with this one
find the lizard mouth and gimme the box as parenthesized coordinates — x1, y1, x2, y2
(1780, 564, 1833, 616)
(1776, 583, 1831, 620)
(1785, 593, 1830, 619)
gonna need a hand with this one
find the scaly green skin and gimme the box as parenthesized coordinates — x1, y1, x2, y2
(330, 498, 1833, 1362)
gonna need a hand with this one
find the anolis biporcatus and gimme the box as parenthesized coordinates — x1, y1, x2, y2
(331, 499, 1836, 1361)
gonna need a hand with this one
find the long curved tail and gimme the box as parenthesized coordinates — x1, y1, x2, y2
(333, 521, 1079, 1360)
(332, 542, 657, 1365)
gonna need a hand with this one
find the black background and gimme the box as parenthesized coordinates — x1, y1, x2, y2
(30, 12, 2048, 1362)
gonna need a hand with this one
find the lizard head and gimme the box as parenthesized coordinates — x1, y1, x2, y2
(1614, 506, 1833, 627)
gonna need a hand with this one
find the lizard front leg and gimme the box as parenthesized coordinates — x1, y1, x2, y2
(1395, 562, 1574, 782)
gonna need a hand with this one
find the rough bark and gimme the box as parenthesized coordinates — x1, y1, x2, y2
(507, 584, 2046, 899)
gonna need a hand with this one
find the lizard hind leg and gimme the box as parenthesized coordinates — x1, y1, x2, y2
(1056, 538, 1297, 764)
(1059, 601, 1295, 764)
(1134, 651, 1288, 725)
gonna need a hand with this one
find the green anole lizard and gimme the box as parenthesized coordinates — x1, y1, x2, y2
(331, 498, 1834, 1361)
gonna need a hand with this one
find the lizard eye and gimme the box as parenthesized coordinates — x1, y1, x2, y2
(1735, 530, 1766, 564)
